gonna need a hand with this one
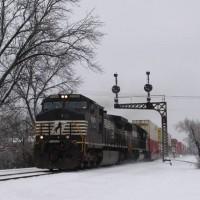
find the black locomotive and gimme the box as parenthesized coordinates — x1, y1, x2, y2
(34, 94, 149, 170)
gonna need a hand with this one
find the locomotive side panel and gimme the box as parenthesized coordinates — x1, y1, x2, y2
(85, 102, 104, 147)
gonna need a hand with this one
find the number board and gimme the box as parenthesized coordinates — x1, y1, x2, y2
(49, 94, 60, 99)
(69, 94, 81, 98)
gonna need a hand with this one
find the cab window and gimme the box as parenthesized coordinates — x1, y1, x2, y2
(43, 101, 63, 111)
(64, 101, 87, 109)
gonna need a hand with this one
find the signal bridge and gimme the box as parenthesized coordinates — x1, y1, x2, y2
(112, 72, 170, 162)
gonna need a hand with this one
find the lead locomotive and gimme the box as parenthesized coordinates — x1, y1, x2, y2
(34, 94, 149, 170)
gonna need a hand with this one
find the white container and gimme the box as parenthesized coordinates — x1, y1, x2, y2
(132, 120, 159, 142)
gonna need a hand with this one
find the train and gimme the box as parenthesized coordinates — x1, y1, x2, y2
(34, 94, 186, 170)
(171, 139, 188, 157)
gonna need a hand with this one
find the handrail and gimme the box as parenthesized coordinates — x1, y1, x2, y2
(72, 123, 86, 156)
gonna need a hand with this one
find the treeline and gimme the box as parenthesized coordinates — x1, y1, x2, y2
(0, 104, 34, 168)
(176, 119, 200, 168)
(0, 0, 103, 169)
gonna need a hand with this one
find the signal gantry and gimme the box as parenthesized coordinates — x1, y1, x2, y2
(112, 72, 170, 162)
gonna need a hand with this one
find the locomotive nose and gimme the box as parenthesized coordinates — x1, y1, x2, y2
(49, 146, 59, 162)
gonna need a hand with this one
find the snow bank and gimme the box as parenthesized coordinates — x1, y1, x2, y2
(0, 156, 199, 200)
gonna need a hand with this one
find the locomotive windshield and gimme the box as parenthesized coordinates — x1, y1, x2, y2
(43, 101, 87, 111)
(65, 101, 87, 109)
(43, 101, 63, 111)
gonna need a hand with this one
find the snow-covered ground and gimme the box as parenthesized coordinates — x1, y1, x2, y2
(0, 156, 199, 200)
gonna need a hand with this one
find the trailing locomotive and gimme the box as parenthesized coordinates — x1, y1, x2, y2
(34, 94, 152, 170)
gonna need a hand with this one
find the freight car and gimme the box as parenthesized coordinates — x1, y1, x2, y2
(171, 139, 188, 157)
(34, 94, 157, 170)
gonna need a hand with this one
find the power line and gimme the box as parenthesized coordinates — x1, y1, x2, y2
(78, 90, 200, 100)
(166, 95, 200, 100)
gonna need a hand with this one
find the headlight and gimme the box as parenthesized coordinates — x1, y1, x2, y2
(40, 135, 44, 140)
(61, 95, 68, 99)
(66, 135, 70, 139)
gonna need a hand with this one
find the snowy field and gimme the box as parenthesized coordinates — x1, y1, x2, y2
(0, 156, 199, 200)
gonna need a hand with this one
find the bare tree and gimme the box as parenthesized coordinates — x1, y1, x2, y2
(13, 56, 82, 126)
(176, 118, 200, 167)
(0, 103, 34, 168)
(0, 0, 104, 106)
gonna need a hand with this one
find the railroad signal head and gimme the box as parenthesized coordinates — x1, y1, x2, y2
(144, 71, 153, 102)
(144, 84, 153, 92)
(112, 85, 120, 94)
(114, 73, 118, 78)
(112, 73, 120, 104)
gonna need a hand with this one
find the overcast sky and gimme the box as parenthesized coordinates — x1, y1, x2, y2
(74, 0, 200, 142)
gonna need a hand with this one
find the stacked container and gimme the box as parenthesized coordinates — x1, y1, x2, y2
(132, 120, 160, 160)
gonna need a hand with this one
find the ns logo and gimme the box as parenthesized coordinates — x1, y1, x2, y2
(51, 122, 63, 135)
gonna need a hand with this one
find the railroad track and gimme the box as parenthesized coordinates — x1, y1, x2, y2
(0, 169, 54, 181)
(172, 159, 198, 165)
